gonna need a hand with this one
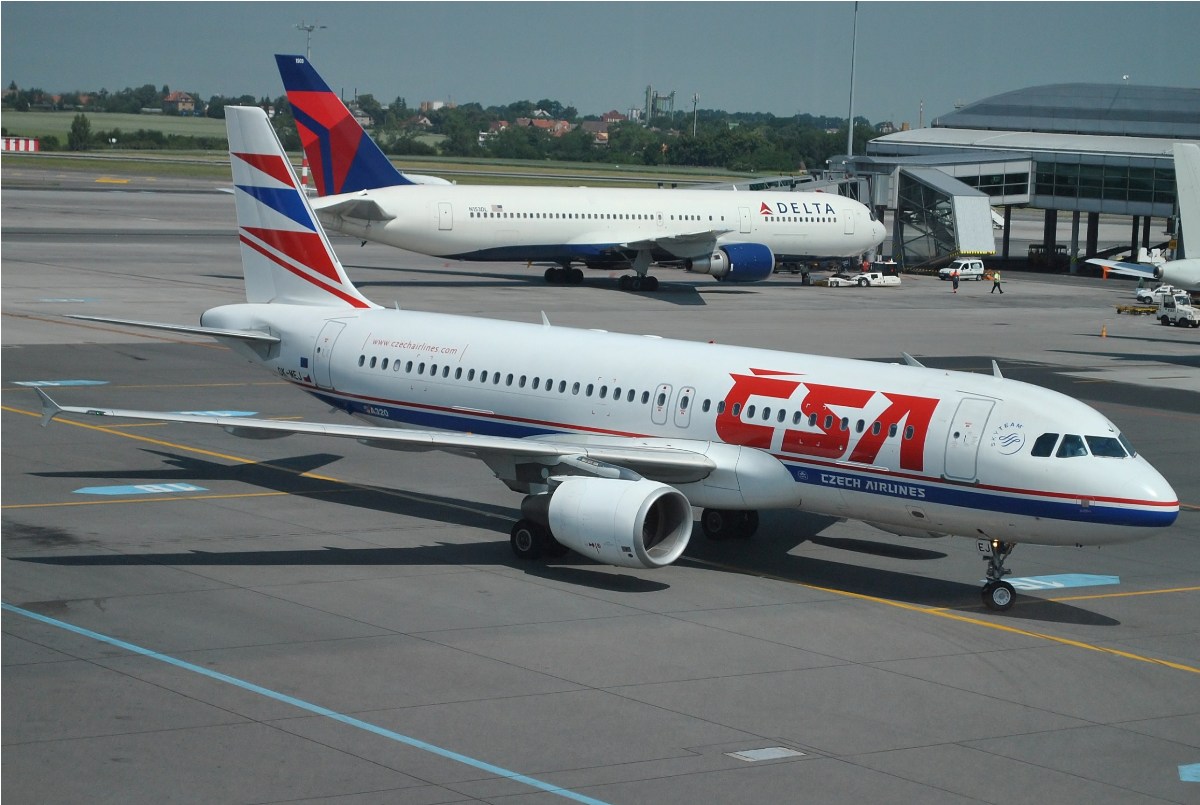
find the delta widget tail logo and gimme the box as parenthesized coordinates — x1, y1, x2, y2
(275, 54, 410, 196)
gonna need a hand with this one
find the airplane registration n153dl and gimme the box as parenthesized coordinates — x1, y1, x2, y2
(44, 107, 1178, 613)
(276, 54, 887, 291)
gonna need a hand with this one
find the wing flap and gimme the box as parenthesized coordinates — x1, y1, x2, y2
(312, 195, 396, 222)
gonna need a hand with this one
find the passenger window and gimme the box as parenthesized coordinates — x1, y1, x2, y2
(559, 381, 567, 393)
(717, 400, 726, 414)
(600, 385, 608, 398)
(792, 411, 802, 424)
(358, 355, 365, 367)
(777, 409, 786, 423)
(871, 422, 881, 435)
(467, 369, 475, 381)
(855, 419, 864, 433)
(519, 375, 526, 388)
(746, 404, 756, 418)
(732, 403, 741, 416)
(702, 399, 711, 413)
(406, 361, 413, 373)
(628, 389, 636, 402)
(810, 413, 818, 427)
(641, 391, 650, 404)
(904, 425, 914, 440)
(532, 377, 539, 390)
(382, 358, 389, 370)
(586, 384, 594, 397)
(888, 424, 897, 437)
(657, 392, 667, 406)
(839, 417, 849, 431)
(1056, 434, 1088, 458)
(506, 373, 514, 386)
(572, 382, 580, 395)
(455, 368, 463, 379)
(823, 415, 833, 429)
(418, 362, 425, 374)
(369, 357, 377, 369)
(680, 395, 689, 410)
(1031, 433, 1058, 457)
(430, 364, 437, 375)
(442, 366, 449, 378)
(480, 371, 488, 383)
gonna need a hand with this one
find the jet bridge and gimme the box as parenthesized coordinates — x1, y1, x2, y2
(890, 168, 996, 268)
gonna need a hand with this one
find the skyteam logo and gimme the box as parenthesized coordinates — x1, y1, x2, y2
(759, 201, 838, 216)
(990, 422, 1026, 455)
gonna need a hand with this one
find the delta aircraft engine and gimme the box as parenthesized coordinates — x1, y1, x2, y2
(684, 243, 776, 282)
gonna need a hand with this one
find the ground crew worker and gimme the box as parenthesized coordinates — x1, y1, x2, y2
(951, 269, 959, 293)
(991, 269, 1003, 294)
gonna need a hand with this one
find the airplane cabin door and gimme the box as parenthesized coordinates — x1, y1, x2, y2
(843, 206, 855, 234)
(674, 386, 696, 428)
(313, 320, 347, 390)
(651, 383, 672, 426)
(438, 202, 453, 230)
(943, 397, 995, 481)
(739, 206, 752, 234)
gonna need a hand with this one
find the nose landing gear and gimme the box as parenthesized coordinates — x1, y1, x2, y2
(979, 539, 1016, 611)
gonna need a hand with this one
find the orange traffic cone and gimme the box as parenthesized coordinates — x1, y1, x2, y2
(1100, 324, 1107, 337)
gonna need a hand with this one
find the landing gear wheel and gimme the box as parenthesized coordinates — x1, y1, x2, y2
(510, 519, 544, 560)
(569, 267, 584, 285)
(618, 275, 630, 290)
(542, 534, 571, 558)
(701, 509, 758, 540)
(982, 580, 1016, 611)
(645, 275, 659, 291)
(544, 267, 562, 284)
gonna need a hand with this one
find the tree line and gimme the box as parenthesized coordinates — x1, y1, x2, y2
(6, 79, 880, 173)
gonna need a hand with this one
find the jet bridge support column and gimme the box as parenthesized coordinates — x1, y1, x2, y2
(1142, 217, 1152, 249)
(1043, 210, 1058, 253)
(1086, 213, 1099, 256)
(1130, 216, 1140, 258)
(1070, 212, 1081, 273)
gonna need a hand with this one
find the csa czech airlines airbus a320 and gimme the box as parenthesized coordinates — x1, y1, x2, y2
(276, 54, 886, 291)
(42, 107, 1179, 612)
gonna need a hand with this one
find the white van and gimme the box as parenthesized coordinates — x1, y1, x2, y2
(938, 258, 986, 281)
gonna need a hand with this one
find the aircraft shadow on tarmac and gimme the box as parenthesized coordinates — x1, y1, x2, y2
(344, 263, 712, 306)
(20, 449, 1118, 625)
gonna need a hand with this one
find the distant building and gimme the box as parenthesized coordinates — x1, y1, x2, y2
(163, 91, 195, 115)
(601, 110, 627, 123)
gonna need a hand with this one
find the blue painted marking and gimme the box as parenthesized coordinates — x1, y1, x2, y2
(1006, 574, 1120, 591)
(14, 380, 108, 387)
(171, 411, 257, 417)
(38, 298, 94, 303)
(74, 483, 207, 496)
(1, 603, 612, 805)
(1181, 764, 1200, 782)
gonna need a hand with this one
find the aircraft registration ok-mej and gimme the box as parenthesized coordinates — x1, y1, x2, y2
(43, 107, 1179, 612)
(1087, 142, 1200, 292)
(276, 54, 887, 291)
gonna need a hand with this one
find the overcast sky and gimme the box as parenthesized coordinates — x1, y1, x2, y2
(3, 2, 1198, 124)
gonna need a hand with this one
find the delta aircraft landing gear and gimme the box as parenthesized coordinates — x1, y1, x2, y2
(618, 248, 659, 292)
(979, 538, 1017, 611)
(544, 264, 584, 285)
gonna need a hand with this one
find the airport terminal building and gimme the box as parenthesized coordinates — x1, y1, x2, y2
(852, 83, 1200, 268)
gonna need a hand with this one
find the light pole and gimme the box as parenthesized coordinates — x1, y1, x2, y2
(692, 93, 699, 137)
(296, 20, 326, 61)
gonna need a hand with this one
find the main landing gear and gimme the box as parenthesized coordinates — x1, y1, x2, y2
(618, 274, 659, 291)
(544, 265, 584, 285)
(700, 508, 759, 540)
(510, 519, 569, 560)
(979, 538, 1016, 611)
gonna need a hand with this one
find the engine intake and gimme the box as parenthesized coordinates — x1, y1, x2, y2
(523, 477, 693, 568)
(685, 243, 775, 283)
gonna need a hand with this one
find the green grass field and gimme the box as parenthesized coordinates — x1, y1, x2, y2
(1, 109, 768, 187)
(1, 110, 228, 139)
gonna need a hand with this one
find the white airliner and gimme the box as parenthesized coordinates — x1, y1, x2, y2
(276, 54, 886, 290)
(42, 107, 1179, 612)
(1087, 142, 1200, 292)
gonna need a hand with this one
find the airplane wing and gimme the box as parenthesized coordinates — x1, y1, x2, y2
(1084, 258, 1157, 279)
(36, 390, 716, 484)
(312, 195, 396, 222)
(623, 228, 734, 256)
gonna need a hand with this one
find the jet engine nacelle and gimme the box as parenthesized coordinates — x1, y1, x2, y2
(524, 477, 693, 568)
(685, 243, 775, 283)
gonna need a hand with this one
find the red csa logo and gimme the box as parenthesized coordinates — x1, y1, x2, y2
(714, 369, 939, 471)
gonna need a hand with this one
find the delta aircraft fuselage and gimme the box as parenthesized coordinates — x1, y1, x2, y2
(314, 184, 885, 266)
(202, 301, 1177, 549)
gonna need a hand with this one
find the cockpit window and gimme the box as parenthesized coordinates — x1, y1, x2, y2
(1086, 435, 1128, 458)
(1056, 434, 1088, 458)
(1031, 433, 1059, 457)
(1119, 433, 1138, 458)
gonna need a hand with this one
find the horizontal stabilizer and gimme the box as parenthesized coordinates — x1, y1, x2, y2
(66, 315, 280, 343)
(1084, 258, 1156, 279)
(313, 195, 397, 222)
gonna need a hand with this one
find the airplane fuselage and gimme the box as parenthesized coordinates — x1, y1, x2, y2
(203, 302, 1178, 548)
(314, 185, 885, 266)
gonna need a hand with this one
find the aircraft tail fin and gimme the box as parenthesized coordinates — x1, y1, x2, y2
(275, 54, 414, 196)
(1174, 143, 1200, 257)
(225, 106, 378, 309)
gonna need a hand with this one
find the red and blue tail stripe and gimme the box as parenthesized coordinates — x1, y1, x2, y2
(276, 54, 413, 196)
(225, 106, 377, 309)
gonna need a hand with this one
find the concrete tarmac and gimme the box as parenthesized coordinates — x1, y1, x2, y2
(3, 171, 1199, 805)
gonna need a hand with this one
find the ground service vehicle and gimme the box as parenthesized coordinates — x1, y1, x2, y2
(1158, 292, 1200, 327)
(822, 270, 902, 287)
(938, 258, 986, 281)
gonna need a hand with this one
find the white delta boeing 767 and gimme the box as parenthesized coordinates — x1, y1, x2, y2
(42, 107, 1178, 611)
(276, 54, 886, 290)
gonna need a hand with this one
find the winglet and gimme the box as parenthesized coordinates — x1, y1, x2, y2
(992, 360, 1004, 379)
(35, 388, 62, 428)
(901, 352, 926, 368)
